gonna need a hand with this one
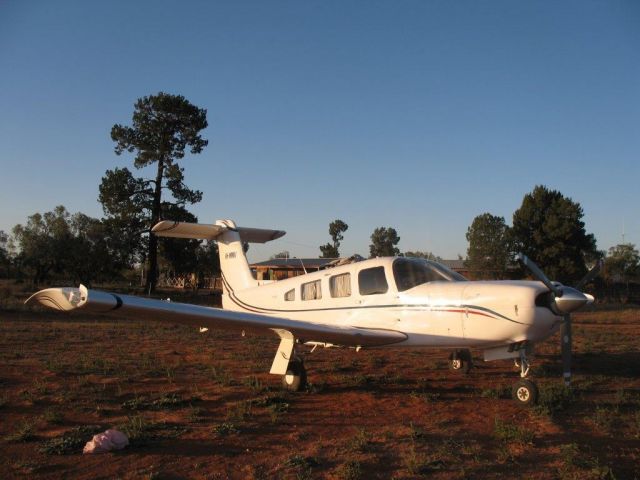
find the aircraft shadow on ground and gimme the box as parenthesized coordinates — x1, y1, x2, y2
(526, 352, 640, 379)
(575, 351, 640, 378)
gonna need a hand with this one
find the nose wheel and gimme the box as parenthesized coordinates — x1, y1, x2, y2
(512, 379, 538, 406)
(512, 350, 538, 406)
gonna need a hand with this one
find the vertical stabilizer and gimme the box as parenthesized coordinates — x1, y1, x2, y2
(215, 219, 259, 293)
(151, 218, 285, 306)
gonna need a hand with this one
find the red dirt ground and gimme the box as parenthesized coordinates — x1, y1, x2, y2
(1, 304, 639, 479)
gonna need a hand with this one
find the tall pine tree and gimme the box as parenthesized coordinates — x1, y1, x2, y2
(100, 92, 208, 291)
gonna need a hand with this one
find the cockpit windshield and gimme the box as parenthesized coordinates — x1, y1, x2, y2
(393, 257, 467, 292)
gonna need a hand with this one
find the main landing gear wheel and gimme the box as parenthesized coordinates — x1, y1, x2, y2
(512, 379, 539, 407)
(449, 349, 472, 374)
(281, 360, 307, 392)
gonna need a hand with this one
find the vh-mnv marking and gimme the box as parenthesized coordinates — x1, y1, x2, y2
(28, 219, 597, 405)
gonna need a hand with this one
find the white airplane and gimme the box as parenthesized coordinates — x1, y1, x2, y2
(27, 219, 598, 406)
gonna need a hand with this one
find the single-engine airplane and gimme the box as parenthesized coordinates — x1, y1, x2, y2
(27, 219, 599, 405)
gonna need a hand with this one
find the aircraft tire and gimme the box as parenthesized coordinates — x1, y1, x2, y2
(449, 349, 472, 374)
(282, 361, 307, 392)
(512, 379, 538, 406)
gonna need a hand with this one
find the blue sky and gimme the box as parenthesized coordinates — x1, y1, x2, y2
(1, 1, 638, 262)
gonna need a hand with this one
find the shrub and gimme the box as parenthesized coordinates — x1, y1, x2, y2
(120, 415, 153, 444)
(335, 460, 362, 480)
(347, 428, 372, 453)
(493, 417, 534, 444)
(225, 400, 253, 422)
(212, 422, 240, 436)
(6, 420, 37, 442)
(42, 408, 64, 425)
(282, 454, 319, 469)
(403, 445, 445, 475)
(121, 392, 196, 411)
(533, 383, 574, 417)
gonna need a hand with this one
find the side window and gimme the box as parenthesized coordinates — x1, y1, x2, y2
(301, 280, 322, 300)
(359, 267, 388, 295)
(284, 289, 295, 301)
(329, 273, 351, 298)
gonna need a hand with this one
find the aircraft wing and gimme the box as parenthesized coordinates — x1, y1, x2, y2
(26, 286, 407, 348)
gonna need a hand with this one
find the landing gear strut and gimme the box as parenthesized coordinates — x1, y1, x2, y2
(281, 358, 307, 392)
(512, 350, 538, 406)
(449, 349, 472, 374)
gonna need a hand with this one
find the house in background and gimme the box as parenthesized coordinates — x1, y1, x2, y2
(250, 258, 338, 281)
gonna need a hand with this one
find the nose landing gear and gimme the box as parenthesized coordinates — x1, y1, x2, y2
(512, 350, 538, 406)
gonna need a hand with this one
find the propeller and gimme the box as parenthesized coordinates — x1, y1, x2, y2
(517, 254, 599, 386)
(576, 259, 604, 291)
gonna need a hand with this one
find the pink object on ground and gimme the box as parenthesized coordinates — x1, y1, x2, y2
(82, 429, 129, 454)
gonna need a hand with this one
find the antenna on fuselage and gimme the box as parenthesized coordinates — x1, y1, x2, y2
(295, 257, 308, 274)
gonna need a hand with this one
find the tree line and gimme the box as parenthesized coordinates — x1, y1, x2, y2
(319, 190, 638, 298)
(1, 92, 637, 299)
(464, 185, 639, 293)
(2, 92, 217, 290)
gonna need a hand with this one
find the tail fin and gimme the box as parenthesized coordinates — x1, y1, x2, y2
(214, 219, 258, 291)
(152, 219, 285, 292)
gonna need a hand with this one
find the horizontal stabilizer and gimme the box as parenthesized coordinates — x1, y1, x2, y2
(26, 286, 408, 348)
(152, 220, 285, 243)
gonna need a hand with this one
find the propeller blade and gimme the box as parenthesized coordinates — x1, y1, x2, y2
(576, 259, 603, 290)
(516, 253, 563, 297)
(561, 314, 572, 386)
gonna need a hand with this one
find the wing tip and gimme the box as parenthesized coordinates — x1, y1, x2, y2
(151, 220, 179, 233)
(25, 285, 87, 311)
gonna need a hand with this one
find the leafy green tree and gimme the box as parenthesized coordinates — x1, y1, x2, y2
(157, 206, 201, 275)
(319, 219, 349, 258)
(465, 213, 513, 279)
(605, 243, 639, 282)
(271, 251, 291, 259)
(403, 250, 442, 262)
(11, 206, 115, 285)
(98, 167, 149, 268)
(194, 241, 220, 280)
(102, 92, 208, 291)
(511, 185, 598, 284)
(12, 206, 71, 284)
(66, 213, 123, 285)
(369, 227, 400, 258)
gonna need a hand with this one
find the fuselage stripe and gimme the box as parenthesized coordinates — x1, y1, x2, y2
(220, 272, 526, 325)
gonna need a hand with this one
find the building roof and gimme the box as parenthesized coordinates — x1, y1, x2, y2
(251, 258, 338, 269)
(440, 259, 466, 270)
